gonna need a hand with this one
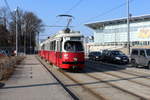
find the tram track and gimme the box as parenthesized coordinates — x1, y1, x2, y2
(86, 61, 150, 80)
(59, 70, 107, 100)
(86, 63, 150, 88)
(101, 63, 150, 77)
(37, 56, 150, 100)
(36, 56, 79, 100)
(85, 61, 150, 99)
(58, 68, 147, 100)
(82, 70, 147, 100)
(36, 56, 107, 100)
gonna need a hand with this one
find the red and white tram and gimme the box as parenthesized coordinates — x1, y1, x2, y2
(39, 28, 85, 70)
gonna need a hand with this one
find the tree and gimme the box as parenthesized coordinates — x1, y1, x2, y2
(9, 9, 44, 53)
(22, 12, 44, 53)
(0, 7, 10, 27)
(0, 25, 10, 47)
(9, 9, 24, 48)
(0, 7, 11, 48)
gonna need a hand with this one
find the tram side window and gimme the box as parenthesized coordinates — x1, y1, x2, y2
(50, 42, 52, 50)
(60, 39, 63, 52)
(50, 41, 56, 51)
(52, 42, 54, 50)
(57, 41, 60, 52)
(46, 43, 49, 50)
(54, 41, 56, 51)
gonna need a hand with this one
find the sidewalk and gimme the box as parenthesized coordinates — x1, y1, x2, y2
(0, 55, 72, 100)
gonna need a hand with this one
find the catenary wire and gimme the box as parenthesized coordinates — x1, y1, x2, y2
(3, 0, 15, 18)
(52, 0, 83, 27)
(84, 0, 134, 23)
(65, 0, 83, 14)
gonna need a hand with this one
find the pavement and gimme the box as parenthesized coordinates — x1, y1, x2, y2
(0, 55, 72, 100)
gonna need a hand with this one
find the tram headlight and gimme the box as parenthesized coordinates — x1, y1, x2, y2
(64, 54, 69, 59)
(73, 57, 78, 61)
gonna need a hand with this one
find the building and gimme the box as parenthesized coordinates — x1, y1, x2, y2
(85, 15, 150, 47)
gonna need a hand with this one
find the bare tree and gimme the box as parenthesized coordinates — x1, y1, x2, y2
(9, 9, 44, 53)
(0, 7, 10, 27)
(0, 7, 11, 48)
(9, 9, 24, 49)
(22, 12, 44, 53)
(0, 25, 9, 47)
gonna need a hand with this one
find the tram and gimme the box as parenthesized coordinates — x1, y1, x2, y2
(39, 15, 85, 70)
(39, 28, 84, 70)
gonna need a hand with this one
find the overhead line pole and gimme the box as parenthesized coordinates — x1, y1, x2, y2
(15, 7, 19, 56)
(24, 22, 26, 55)
(127, 0, 130, 55)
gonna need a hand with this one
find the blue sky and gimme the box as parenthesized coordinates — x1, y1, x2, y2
(0, 0, 150, 39)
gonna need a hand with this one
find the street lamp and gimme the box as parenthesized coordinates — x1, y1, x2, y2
(38, 32, 40, 52)
(127, 0, 130, 55)
(15, 7, 19, 56)
(23, 21, 27, 56)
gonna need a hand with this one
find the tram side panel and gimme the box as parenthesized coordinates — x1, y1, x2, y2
(39, 49, 85, 70)
(48, 51, 55, 65)
(40, 50, 44, 58)
(46, 51, 84, 69)
(45, 50, 49, 61)
(56, 51, 62, 67)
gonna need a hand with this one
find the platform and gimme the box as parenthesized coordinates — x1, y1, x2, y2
(0, 55, 72, 100)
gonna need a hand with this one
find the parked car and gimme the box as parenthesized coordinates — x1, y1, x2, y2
(102, 50, 129, 64)
(101, 49, 110, 62)
(131, 48, 150, 69)
(88, 51, 102, 61)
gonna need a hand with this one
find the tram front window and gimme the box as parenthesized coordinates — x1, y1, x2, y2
(64, 41, 83, 52)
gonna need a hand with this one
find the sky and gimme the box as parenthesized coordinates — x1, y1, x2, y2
(0, 0, 150, 40)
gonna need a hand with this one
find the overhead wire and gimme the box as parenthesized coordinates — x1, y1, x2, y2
(3, 0, 15, 18)
(84, 0, 134, 23)
(51, 0, 83, 27)
(65, 0, 83, 14)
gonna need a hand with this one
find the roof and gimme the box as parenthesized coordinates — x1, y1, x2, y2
(85, 14, 150, 29)
(132, 48, 150, 50)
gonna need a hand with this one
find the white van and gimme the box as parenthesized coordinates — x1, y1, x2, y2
(131, 48, 150, 69)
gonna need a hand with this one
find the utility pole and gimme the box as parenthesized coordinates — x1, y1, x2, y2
(127, 0, 130, 55)
(38, 32, 39, 52)
(24, 22, 26, 56)
(30, 32, 32, 54)
(15, 7, 19, 56)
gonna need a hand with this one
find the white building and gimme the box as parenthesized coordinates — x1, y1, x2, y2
(85, 15, 150, 47)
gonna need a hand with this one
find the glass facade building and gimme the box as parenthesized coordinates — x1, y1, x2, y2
(85, 15, 150, 47)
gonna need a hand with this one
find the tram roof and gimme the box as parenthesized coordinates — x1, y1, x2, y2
(40, 29, 84, 45)
(50, 30, 82, 37)
(85, 14, 150, 29)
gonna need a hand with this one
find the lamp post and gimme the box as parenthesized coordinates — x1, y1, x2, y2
(38, 32, 40, 51)
(30, 32, 32, 54)
(15, 7, 19, 56)
(127, 0, 130, 55)
(24, 22, 26, 56)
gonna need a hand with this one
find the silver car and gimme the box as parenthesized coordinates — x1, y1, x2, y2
(131, 48, 150, 69)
